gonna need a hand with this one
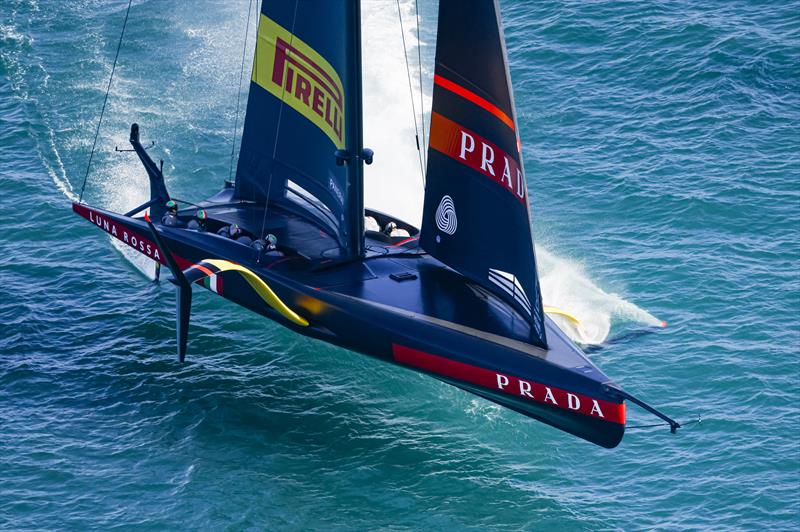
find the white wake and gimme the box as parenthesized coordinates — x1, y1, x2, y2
(362, 2, 664, 345)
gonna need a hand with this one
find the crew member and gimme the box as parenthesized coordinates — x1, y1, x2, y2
(383, 221, 410, 238)
(364, 215, 380, 232)
(252, 234, 278, 254)
(229, 224, 252, 245)
(218, 223, 252, 245)
(187, 209, 209, 232)
(161, 200, 184, 227)
(216, 224, 231, 238)
(383, 221, 397, 235)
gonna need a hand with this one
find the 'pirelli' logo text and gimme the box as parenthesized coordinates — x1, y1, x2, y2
(252, 15, 345, 148)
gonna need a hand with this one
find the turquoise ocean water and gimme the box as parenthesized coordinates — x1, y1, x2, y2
(1, 0, 798, 529)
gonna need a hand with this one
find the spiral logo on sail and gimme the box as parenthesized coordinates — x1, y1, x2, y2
(436, 195, 458, 235)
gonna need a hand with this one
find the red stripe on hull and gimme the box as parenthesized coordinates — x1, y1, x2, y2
(191, 264, 215, 277)
(392, 344, 625, 424)
(74, 203, 164, 264)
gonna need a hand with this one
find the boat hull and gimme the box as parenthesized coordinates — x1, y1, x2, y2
(73, 202, 626, 448)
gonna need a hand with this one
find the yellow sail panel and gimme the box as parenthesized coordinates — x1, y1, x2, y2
(252, 14, 345, 149)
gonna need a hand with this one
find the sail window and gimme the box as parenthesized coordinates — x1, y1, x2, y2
(286, 179, 339, 230)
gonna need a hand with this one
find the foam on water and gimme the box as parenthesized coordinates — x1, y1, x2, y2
(1, 17, 75, 203)
(39, 113, 79, 203)
(536, 247, 663, 344)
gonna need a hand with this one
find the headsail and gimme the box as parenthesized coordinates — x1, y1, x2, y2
(235, 1, 363, 254)
(420, 0, 547, 348)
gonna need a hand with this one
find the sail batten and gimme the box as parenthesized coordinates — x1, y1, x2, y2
(420, 0, 547, 348)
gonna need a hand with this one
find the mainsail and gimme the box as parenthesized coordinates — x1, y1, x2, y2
(420, 0, 548, 348)
(235, 1, 364, 255)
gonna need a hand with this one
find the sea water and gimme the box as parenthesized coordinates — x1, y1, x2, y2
(1, 0, 798, 529)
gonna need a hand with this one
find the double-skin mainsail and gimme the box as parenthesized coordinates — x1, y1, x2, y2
(235, 1, 365, 258)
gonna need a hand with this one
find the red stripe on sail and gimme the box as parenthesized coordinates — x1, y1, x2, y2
(428, 112, 527, 204)
(434, 74, 515, 131)
(392, 344, 626, 424)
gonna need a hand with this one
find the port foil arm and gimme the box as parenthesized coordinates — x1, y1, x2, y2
(130, 123, 170, 221)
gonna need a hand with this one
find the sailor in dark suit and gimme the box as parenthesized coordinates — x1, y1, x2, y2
(161, 200, 186, 227)
(218, 223, 252, 245)
(187, 209, 209, 232)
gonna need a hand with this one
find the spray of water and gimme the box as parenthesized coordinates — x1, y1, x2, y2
(537, 247, 664, 344)
(97, 131, 155, 277)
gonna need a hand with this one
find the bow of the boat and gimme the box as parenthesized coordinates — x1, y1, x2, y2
(314, 282, 627, 448)
(388, 334, 626, 449)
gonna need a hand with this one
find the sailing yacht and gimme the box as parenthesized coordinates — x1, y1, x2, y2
(73, 0, 679, 448)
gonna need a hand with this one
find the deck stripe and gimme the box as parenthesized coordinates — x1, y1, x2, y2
(192, 264, 215, 277)
(391, 236, 419, 247)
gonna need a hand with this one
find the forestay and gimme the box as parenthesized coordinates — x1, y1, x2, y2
(420, 0, 548, 348)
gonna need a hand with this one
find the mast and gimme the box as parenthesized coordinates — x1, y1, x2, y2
(344, 0, 365, 258)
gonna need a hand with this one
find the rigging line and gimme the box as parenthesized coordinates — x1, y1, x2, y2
(78, 0, 133, 203)
(250, 1, 261, 205)
(415, 0, 426, 173)
(396, 0, 425, 188)
(258, 0, 298, 244)
(228, 0, 255, 183)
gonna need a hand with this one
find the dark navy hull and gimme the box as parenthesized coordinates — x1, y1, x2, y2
(74, 201, 626, 448)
